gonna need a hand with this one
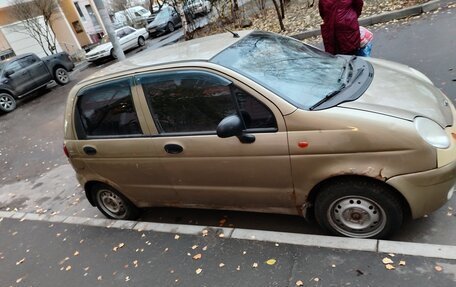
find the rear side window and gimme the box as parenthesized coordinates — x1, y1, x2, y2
(75, 78, 142, 138)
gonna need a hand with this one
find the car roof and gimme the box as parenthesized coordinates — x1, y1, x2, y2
(82, 30, 253, 83)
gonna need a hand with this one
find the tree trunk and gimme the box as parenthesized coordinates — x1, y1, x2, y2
(93, 0, 125, 60)
(280, 0, 285, 19)
(271, 0, 285, 31)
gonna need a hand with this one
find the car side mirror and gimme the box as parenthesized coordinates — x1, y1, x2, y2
(4, 70, 14, 77)
(216, 115, 255, 144)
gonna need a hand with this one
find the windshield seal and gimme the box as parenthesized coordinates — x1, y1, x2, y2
(211, 31, 352, 110)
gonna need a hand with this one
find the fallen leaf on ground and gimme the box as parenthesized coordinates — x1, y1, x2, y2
(125, 276, 130, 282)
(313, 278, 320, 282)
(97, 275, 102, 280)
(266, 259, 277, 265)
(236, 265, 241, 271)
(399, 260, 406, 266)
(16, 277, 23, 283)
(191, 245, 198, 250)
(219, 218, 227, 226)
(202, 246, 208, 251)
(296, 280, 304, 286)
(202, 229, 208, 237)
(16, 258, 25, 265)
(193, 253, 202, 260)
(388, 253, 396, 257)
(435, 265, 443, 272)
(65, 266, 71, 271)
(385, 264, 395, 270)
(252, 262, 258, 268)
(174, 234, 180, 240)
(218, 233, 225, 238)
(219, 263, 225, 268)
(382, 257, 394, 264)
(195, 268, 202, 274)
(73, 251, 79, 256)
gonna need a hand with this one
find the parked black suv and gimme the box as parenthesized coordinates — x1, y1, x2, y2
(0, 52, 74, 113)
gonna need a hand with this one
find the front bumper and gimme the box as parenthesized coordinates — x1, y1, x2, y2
(387, 160, 456, 219)
(86, 51, 110, 62)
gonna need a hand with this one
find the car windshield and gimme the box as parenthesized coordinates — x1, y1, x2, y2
(211, 31, 347, 110)
(155, 8, 170, 22)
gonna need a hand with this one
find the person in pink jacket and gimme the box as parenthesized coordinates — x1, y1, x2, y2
(319, 0, 364, 55)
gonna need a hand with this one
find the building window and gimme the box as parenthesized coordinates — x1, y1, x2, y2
(85, 4, 100, 26)
(74, 2, 85, 21)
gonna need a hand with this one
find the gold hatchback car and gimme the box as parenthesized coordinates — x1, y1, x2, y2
(64, 30, 456, 239)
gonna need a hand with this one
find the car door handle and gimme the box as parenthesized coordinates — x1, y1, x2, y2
(164, 144, 183, 154)
(83, 146, 97, 155)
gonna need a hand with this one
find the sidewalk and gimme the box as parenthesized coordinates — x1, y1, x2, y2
(1, 217, 455, 287)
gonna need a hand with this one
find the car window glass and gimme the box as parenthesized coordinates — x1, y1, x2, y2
(124, 27, 135, 34)
(21, 56, 37, 66)
(233, 87, 277, 130)
(76, 78, 142, 138)
(6, 61, 22, 73)
(138, 71, 236, 133)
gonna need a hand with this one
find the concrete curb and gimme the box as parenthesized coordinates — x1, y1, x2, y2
(291, 0, 443, 40)
(1, 210, 456, 260)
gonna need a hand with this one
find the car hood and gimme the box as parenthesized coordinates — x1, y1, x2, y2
(340, 58, 453, 127)
(149, 16, 168, 27)
(86, 43, 113, 55)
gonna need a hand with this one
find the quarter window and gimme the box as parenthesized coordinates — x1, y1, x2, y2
(75, 78, 142, 138)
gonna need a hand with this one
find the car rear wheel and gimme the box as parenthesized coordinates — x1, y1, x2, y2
(0, 93, 16, 113)
(314, 178, 403, 239)
(167, 22, 175, 32)
(54, 67, 69, 85)
(91, 183, 140, 220)
(138, 36, 145, 47)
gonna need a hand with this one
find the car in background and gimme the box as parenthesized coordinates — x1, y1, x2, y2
(146, 6, 181, 38)
(113, 6, 152, 28)
(0, 52, 74, 113)
(64, 30, 456, 239)
(85, 26, 148, 63)
(183, 0, 211, 18)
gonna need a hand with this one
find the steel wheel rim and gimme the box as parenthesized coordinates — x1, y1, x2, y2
(327, 195, 387, 238)
(168, 23, 174, 32)
(97, 189, 127, 218)
(56, 68, 69, 83)
(139, 37, 145, 46)
(0, 94, 15, 111)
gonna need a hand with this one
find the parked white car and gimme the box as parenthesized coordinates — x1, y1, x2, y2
(85, 26, 149, 62)
(113, 6, 152, 27)
(183, 0, 212, 18)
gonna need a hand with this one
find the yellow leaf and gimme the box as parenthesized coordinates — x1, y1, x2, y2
(435, 265, 443, 272)
(252, 262, 258, 268)
(219, 263, 225, 268)
(266, 259, 277, 265)
(296, 280, 304, 286)
(193, 253, 202, 260)
(385, 264, 395, 270)
(191, 245, 198, 250)
(195, 268, 202, 274)
(65, 265, 72, 271)
(174, 235, 180, 240)
(399, 260, 406, 266)
(382, 257, 394, 264)
(73, 251, 79, 256)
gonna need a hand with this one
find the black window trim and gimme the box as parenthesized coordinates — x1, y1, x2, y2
(136, 69, 279, 137)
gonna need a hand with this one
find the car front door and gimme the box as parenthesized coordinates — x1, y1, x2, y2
(3, 59, 35, 96)
(136, 70, 295, 212)
(71, 77, 174, 206)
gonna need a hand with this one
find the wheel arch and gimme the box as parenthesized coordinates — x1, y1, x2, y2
(84, 180, 139, 208)
(304, 175, 412, 220)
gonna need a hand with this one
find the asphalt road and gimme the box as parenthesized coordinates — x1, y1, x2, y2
(0, 6, 455, 245)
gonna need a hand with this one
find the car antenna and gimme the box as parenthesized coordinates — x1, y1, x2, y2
(224, 28, 239, 38)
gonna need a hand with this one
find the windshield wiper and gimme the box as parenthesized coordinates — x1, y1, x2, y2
(309, 83, 346, 110)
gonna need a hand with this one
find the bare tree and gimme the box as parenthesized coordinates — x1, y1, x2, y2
(271, 0, 285, 31)
(9, 0, 60, 55)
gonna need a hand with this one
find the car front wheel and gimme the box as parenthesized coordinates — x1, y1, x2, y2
(0, 93, 16, 113)
(91, 183, 140, 220)
(314, 178, 403, 239)
(167, 22, 175, 32)
(54, 67, 69, 85)
(138, 36, 145, 47)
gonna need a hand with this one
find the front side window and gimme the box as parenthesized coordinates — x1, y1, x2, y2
(6, 61, 23, 73)
(138, 71, 277, 134)
(139, 71, 236, 133)
(75, 78, 142, 138)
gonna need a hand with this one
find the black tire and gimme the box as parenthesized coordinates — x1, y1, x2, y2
(54, 67, 70, 85)
(0, 93, 17, 113)
(314, 178, 403, 239)
(110, 49, 117, 59)
(138, 36, 145, 47)
(90, 183, 140, 220)
(167, 22, 175, 32)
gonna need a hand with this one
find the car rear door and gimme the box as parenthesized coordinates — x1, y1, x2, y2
(71, 77, 175, 206)
(22, 54, 52, 87)
(135, 69, 295, 212)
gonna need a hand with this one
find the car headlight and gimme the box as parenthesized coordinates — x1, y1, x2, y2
(414, 117, 450, 149)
